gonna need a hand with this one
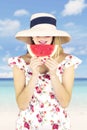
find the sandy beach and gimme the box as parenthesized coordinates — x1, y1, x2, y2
(0, 104, 87, 130)
(68, 106, 87, 130)
(0, 78, 87, 130)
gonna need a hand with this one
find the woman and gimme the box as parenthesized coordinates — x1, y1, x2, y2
(8, 13, 82, 130)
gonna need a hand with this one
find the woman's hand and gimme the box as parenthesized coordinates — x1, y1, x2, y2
(30, 57, 42, 75)
(45, 57, 58, 74)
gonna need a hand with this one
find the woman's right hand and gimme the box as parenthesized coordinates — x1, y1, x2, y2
(30, 57, 42, 75)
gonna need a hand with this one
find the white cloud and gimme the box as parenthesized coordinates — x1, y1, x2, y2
(64, 22, 75, 27)
(64, 47, 75, 53)
(75, 46, 87, 55)
(0, 64, 13, 78)
(62, 0, 87, 16)
(0, 65, 11, 71)
(0, 45, 3, 50)
(2, 51, 11, 62)
(0, 19, 20, 37)
(64, 46, 87, 55)
(24, 44, 27, 50)
(15, 44, 27, 52)
(63, 22, 87, 42)
(0, 72, 13, 78)
(51, 10, 57, 15)
(14, 9, 29, 16)
(15, 46, 21, 51)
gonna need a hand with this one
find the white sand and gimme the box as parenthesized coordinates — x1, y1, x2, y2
(69, 107, 87, 130)
(0, 105, 87, 130)
(0, 104, 18, 130)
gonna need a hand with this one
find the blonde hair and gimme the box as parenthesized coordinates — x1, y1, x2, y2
(52, 37, 64, 59)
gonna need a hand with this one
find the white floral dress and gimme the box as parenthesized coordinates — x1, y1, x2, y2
(8, 55, 82, 130)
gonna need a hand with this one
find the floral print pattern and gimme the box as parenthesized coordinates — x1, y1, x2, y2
(8, 55, 82, 130)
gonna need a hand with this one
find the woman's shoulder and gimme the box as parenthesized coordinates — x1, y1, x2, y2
(8, 54, 31, 69)
(60, 53, 70, 58)
(20, 54, 31, 65)
(60, 53, 82, 69)
(57, 53, 70, 63)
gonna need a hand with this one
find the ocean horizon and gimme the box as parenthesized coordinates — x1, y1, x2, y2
(0, 77, 87, 80)
(0, 78, 87, 105)
(0, 77, 87, 109)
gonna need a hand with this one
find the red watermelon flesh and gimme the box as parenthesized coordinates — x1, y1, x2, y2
(27, 45, 57, 57)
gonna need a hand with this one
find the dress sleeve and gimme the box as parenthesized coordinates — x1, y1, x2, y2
(64, 55, 82, 69)
(8, 57, 25, 70)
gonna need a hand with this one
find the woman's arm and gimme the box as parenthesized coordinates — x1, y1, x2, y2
(13, 65, 39, 110)
(13, 57, 42, 110)
(45, 58, 74, 108)
(50, 65, 74, 108)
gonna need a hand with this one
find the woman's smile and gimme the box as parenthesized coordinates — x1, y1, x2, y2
(38, 40, 47, 44)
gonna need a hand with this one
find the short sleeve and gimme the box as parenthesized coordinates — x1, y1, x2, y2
(64, 55, 82, 69)
(8, 57, 26, 70)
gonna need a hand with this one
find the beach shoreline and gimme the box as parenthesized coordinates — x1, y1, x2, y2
(0, 78, 87, 130)
(0, 104, 87, 130)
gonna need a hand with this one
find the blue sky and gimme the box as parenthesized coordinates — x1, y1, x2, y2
(0, 0, 87, 78)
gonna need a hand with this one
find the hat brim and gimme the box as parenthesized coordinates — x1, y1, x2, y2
(15, 26, 71, 44)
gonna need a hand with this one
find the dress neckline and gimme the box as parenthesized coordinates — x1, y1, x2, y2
(19, 54, 71, 66)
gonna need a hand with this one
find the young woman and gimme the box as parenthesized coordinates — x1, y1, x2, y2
(8, 13, 82, 130)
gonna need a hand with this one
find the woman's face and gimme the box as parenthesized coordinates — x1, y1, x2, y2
(32, 36, 53, 45)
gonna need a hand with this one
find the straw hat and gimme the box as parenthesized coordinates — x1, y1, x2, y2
(15, 13, 71, 44)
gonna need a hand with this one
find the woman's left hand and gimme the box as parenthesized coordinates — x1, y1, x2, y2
(45, 57, 58, 74)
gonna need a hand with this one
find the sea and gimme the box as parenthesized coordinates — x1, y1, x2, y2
(0, 78, 87, 109)
(0, 78, 18, 111)
(0, 78, 87, 130)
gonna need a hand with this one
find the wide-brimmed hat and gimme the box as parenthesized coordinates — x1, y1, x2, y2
(15, 13, 71, 44)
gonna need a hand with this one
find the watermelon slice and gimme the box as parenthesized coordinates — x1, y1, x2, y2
(27, 44, 58, 57)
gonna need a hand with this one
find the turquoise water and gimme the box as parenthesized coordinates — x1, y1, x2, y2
(70, 79, 87, 108)
(0, 78, 87, 108)
(0, 79, 16, 108)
